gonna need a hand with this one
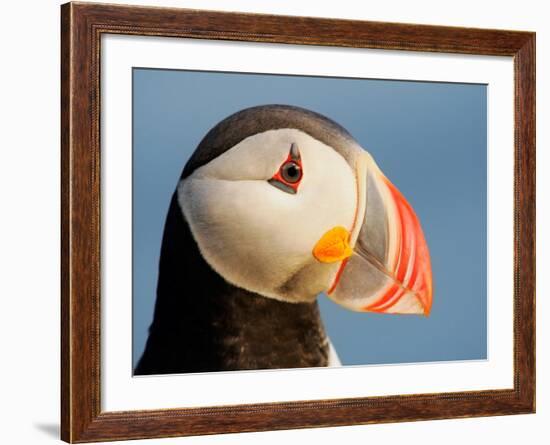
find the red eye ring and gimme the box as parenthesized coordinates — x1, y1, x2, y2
(268, 143, 303, 194)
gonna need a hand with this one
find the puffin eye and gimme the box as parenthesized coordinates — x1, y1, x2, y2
(268, 143, 303, 194)
(280, 161, 302, 184)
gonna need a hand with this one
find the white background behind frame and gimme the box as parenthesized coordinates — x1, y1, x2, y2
(101, 34, 514, 411)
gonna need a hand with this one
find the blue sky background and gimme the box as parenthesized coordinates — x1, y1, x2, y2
(132, 68, 487, 369)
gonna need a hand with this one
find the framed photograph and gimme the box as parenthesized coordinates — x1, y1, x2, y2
(61, 2, 535, 442)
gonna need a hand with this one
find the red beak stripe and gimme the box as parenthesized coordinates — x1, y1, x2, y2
(363, 177, 433, 316)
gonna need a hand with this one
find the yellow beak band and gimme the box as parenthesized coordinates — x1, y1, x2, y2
(312, 226, 353, 263)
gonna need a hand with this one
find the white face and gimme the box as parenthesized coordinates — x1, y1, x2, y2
(177, 128, 362, 303)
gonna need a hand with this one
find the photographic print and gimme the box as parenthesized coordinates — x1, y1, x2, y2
(61, 4, 535, 440)
(132, 69, 487, 376)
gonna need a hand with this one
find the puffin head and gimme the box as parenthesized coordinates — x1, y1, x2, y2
(178, 105, 433, 315)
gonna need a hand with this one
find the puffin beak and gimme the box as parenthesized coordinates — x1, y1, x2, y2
(312, 154, 433, 316)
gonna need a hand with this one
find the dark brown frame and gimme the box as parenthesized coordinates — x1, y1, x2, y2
(61, 1, 536, 442)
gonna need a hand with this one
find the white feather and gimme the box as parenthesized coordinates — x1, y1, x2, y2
(178, 128, 359, 303)
(327, 338, 342, 367)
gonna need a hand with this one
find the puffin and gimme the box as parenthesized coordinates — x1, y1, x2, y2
(134, 104, 433, 375)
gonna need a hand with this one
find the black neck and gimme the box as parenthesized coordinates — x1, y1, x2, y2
(134, 194, 329, 375)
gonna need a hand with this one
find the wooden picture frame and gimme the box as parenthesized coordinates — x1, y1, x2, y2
(61, 2, 535, 442)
